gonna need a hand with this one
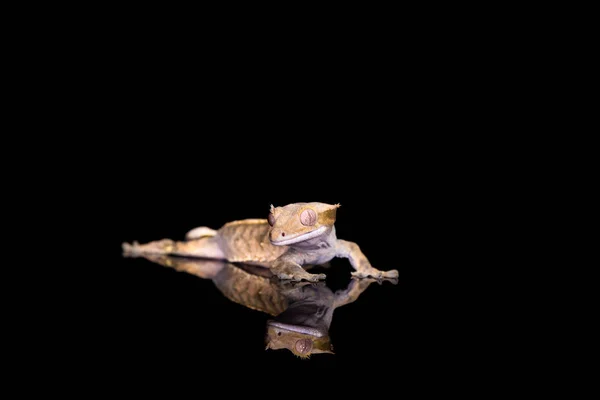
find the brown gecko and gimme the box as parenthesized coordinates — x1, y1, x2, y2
(122, 202, 398, 282)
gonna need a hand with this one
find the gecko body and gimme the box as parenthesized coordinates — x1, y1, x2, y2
(122, 202, 398, 282)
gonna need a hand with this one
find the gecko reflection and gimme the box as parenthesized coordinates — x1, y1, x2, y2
(130, 254, 397, 358)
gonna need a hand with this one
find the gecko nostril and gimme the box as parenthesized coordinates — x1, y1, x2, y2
(281, 232, 285, 237)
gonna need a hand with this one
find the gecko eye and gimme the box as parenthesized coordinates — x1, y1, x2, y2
(295, 338, 313, 355)
(268, 212, 276, 226)
(300, 209, 317, 226)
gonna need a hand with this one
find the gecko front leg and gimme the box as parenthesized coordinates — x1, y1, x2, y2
(270, 258, 326, 282)
(335, 240, 399, 279)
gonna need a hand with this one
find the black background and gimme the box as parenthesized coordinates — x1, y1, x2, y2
(62, 72, 487, 392)
(81, 131, 481, 386)
(37, 19, 512, 393)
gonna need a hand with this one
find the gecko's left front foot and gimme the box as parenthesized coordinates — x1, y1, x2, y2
(351, 268, 399, 280)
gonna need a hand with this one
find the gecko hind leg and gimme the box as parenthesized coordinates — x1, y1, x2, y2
(122, 237, 225, 259)
(185, 226, 217, 240)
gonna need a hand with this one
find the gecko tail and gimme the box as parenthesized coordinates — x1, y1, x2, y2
(185, 226, 217, 240)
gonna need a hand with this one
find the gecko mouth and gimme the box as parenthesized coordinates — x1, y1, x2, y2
(267, 321, 326, 337)
(270, 226, 328, 246)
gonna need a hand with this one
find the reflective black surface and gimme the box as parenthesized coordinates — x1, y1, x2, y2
(121, 254, 398, 358)
(98, 190, 436, 378)
(106, 250, 402, 368)
(54, 36, 510, 390)
(91, 138, 468, 382)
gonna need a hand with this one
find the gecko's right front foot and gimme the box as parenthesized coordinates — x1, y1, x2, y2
(276, 270, 327, 282)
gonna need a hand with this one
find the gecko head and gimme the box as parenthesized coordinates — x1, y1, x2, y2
(265, 322, 334, 358)
(267, 202, 340, 246)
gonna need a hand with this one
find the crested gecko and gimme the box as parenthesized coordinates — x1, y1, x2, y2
(122, 202, 398, 282)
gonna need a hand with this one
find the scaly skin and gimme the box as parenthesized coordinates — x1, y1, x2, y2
(122, 202, 399, 282)
(216, 220, 287, 265)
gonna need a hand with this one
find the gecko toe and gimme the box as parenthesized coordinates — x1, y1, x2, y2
(352, 270, 377, 278)
(122, 242, 138, 255)
(383, 270, 399, 279)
